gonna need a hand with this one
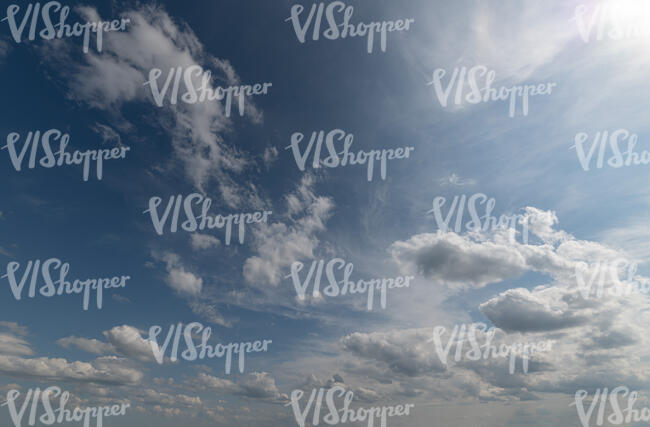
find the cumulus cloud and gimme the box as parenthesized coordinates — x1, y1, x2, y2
(479, 288, 589, 332)
(0, 333, 33, 357)
(341, 329, 446, 377)
(2, 324, 145, 385)
(0, 355, 143, 385)
(389, 232, 529, 289)
(58, 325, 158, 363)
(155, 251, 203, 296)
(243, 175, 334, 286)
(388, 208, 608, 290)
(354, 386, 381, 402)
(103, 325, 157, 362)
(0, 321, 28, 336)
(300, 373, 345, 390)
(140, 389, 202, 407)
(332, 205, 650, 402)
(193, 372, 287, 402)
(295, 374, 380, 403)
(152, 406, 182, 417)
(520, 207, 570, 245)
(57, 336, 114, 355)
(167, 268, 203, 296)
(190, 233, 221, 251)
(150, 252, 230, 326)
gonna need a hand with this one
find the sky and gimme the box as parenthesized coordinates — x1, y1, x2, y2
(1, 0, 650, 426)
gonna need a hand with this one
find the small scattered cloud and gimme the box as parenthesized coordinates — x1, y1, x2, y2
(189, 301, 231, 328)
(263, 146, 279, 168)
(112, 294, 132, 304)
(438, 173, 476, 187)
(0, 39, 12, 63)
(190, 233, 220, 251)
(153, 251, 203, 297)
(91, 123, 123, 147)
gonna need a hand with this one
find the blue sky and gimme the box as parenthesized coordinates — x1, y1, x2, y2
(1, 0, 650, 426)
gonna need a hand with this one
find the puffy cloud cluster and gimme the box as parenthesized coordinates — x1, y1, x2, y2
(0, 354, 143, 385)
(153, 251, 203, 297)
(57, 325, 157, 362)
(192, 372, 288, 402)
(331, 207, 650, 403)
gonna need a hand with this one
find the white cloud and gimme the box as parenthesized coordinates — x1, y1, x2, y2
(388, 208, 603, 290)
(243, 175, 334, 286)
(0, 321, 28, 336)
(0, 355, 143, 385)
(140, 389, 202, 407)
(389, 232, 529, 289)
(58, 325, 159, 363)
(193, 372, 287, 402)
(324, 205, 650, 403)
(0, 333, 33, 357)
(438, 173, 476, 187)
(103, 325, 157, 362)
(57, 336, 114, 355)
(155, 251, 203, 296)
(479, 288, 589, 332)
(190, 233, 220, 251)
(152, 406, 182, 417)
(39, 5, 264, 205)
(167, 268, 203, 296)
(189, 301, 231, 328)
(341, 329, 446, 378)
